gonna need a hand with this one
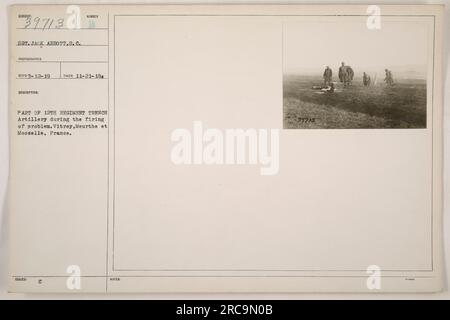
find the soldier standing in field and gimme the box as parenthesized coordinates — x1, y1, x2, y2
(339, 62, 354, 87)
(338, 62, 346, 84)
(384, 69, 394, 86)
(363, 72, 371, 87)
(323, 66, 332, 86)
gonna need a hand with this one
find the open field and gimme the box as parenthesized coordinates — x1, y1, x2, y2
(283, 75, 427, 129)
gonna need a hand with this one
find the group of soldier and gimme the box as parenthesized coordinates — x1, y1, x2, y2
(322, 62, 395, 89)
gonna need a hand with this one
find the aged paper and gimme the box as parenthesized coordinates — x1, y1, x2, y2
(8, 4, 444, 292)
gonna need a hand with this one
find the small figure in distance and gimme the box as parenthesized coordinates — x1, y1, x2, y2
(323, 66, 333, 86)
(384, 69, 394, 86)
(339, 62, 354, 88)
(363, 72, 371, 87)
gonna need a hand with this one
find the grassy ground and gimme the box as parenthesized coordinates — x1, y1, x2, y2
(283, 75, 427, 129)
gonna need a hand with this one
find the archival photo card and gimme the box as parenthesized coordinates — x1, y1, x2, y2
(8, 4, 444, 293)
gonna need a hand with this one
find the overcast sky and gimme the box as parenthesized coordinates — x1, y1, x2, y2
(283, 19, 429, 78)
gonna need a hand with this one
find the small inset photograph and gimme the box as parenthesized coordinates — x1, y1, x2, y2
(283, 20, 429, 129)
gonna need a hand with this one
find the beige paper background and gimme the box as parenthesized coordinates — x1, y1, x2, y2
(2, 2, 446, 291)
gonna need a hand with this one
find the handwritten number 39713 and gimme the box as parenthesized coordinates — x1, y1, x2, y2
(24, 16, 65, 30)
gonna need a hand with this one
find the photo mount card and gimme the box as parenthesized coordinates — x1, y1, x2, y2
(8, 4, 444, 293)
